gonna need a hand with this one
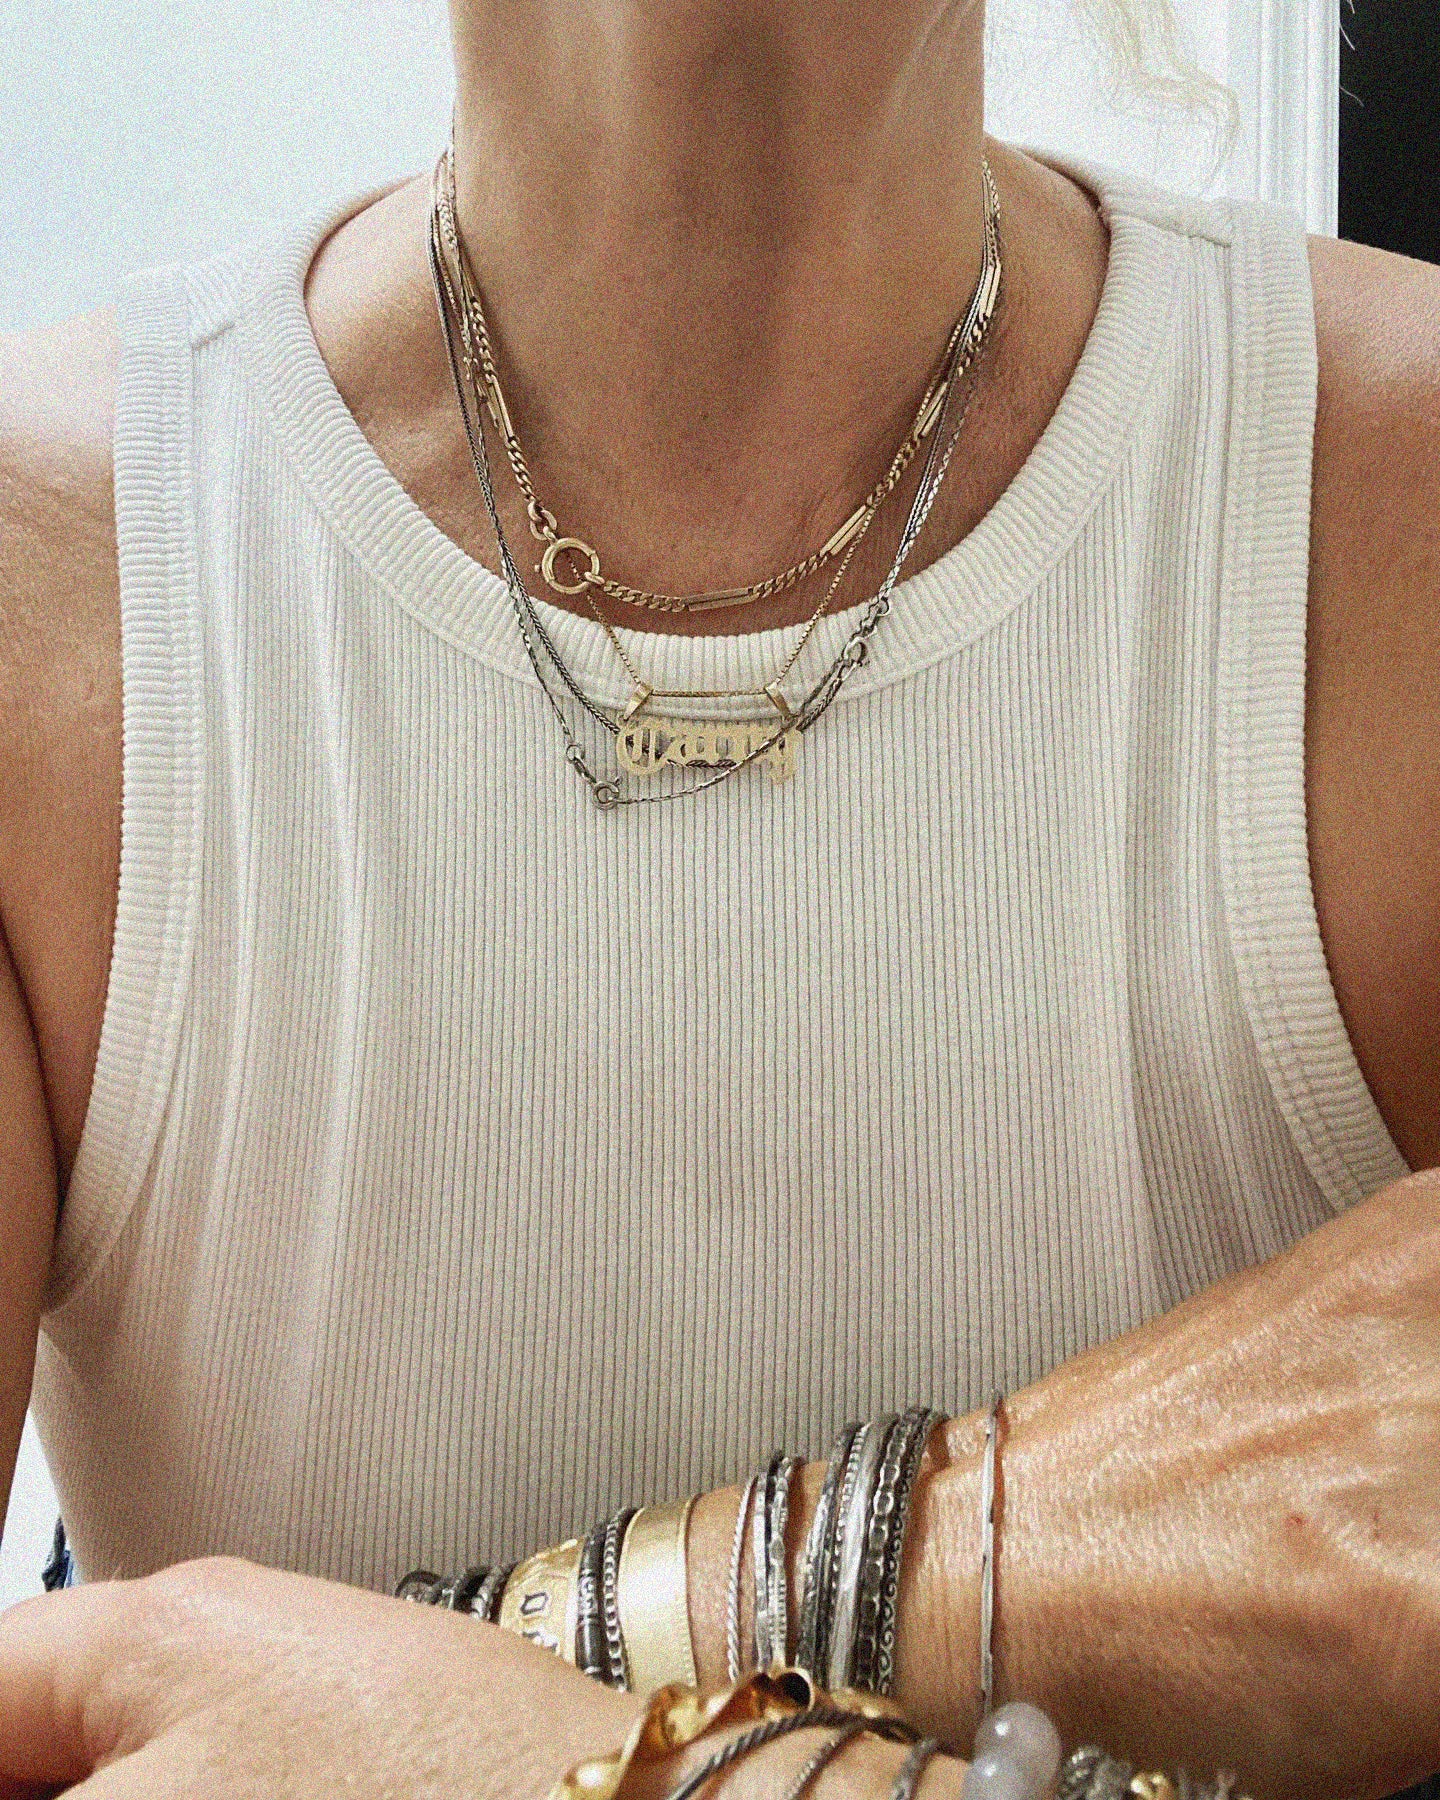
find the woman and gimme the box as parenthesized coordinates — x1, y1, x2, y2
(0, 0, 1437, 1794)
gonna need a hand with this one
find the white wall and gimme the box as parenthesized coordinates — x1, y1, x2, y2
(2, 0, 458, 335)
(0, 0, 1336, 1606)
(986, 0, 1338, 231)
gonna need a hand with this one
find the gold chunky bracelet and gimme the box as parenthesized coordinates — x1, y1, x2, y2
(498, 1537, 583, 1659)
(546, 1668, 913, 1800)
(617, 1498, 698, 1692)
(548, 1669, 815, 1800)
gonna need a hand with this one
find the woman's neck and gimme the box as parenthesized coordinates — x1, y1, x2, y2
(443, 0, 992, 596)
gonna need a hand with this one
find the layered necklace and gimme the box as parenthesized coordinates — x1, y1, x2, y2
(424, 129, 1003, 810)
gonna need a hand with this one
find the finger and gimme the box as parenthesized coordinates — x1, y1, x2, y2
(0, 1583, 149, 1788)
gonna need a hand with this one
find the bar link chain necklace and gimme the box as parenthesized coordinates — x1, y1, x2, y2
(424, 137, 1004, 810)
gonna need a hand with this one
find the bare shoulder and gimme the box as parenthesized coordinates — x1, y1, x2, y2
(0, 305, 124, 1188)
(1309, 235, 1440, 491)
(1305, 236, 1440, 1174)
(0, 303, 122, 801)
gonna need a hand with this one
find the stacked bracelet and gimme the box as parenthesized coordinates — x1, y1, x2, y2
(777, 1406, 944, 1695)
(400, 1405, 946, 1703)
(398, 1447, 1254, 1800)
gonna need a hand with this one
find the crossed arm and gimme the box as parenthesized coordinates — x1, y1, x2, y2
(2, 1168, 1437, 1800)
(687, 1169, 1440, 1800)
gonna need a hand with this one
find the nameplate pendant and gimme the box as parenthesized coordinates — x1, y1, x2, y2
(615, 716, 798, 784)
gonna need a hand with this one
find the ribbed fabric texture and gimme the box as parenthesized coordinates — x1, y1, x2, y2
(31, 154, 1409, 1593)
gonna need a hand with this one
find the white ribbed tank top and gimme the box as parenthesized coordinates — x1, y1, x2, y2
(31, 154, 1409, 1592)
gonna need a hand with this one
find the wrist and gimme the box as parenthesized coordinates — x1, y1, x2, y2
(687, 1463, 827, 1688)
(891, 1411, 985, 1742)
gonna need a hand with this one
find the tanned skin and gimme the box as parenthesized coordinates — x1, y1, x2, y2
(0, 2, 1436, 1793)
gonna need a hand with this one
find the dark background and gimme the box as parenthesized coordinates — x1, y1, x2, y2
(1339, 0, 1440, 263)
(1340, 11, 1438, 1798)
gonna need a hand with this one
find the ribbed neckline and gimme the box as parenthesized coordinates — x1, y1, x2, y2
(238, 151, 1183, 712)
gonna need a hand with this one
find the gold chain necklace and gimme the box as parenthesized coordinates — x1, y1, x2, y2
(435, 154, 924, 720)
(436, 132, 985, 618)
(429, 142, 1003, 794)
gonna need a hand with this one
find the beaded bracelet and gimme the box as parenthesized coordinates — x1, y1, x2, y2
(603, 1507, 640, 1688)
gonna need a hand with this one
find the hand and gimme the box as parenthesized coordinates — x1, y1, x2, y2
(907, 1171, 1440, 1800)
(0, 1557, 969, 1800)
(0, 1555, 636, 1799)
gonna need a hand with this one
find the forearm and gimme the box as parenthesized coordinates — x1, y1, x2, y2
(687, 1171, 1440, 1800)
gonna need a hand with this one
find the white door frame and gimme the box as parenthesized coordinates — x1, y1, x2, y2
(1227, 0, 1339, 234)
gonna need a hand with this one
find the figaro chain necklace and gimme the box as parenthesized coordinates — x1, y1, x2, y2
(436, 130, 981, 620)
(425, 149, 1003, 810)
(434, 139, 903, 722)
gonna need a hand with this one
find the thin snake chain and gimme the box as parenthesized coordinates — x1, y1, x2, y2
(424, 150, 1004, 810)
(436, 128, 982, 620)
(434, 142, 903, 709)
(426, 180, 998, 807)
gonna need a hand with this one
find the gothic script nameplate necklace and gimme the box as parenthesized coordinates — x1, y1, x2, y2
(426, 140, 1004, 809)
(613, 700, 800, 784)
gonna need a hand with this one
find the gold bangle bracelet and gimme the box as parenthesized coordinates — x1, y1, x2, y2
(547, 1668, 817, 1800)
(546, 1668, 912, 1800)
(617, 1496, 699, 1693)
(498, 1536, 583, 1662)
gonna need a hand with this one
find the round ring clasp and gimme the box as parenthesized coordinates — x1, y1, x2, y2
(540, 535, 601, 596)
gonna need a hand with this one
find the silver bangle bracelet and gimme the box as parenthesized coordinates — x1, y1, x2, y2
(726, 1473, 760, 1682)
(826, 1415, 895, 1691)
(874, 1407, 946, 1695)
(852, 1415, 906, 1692)
(767, 1454, 803, 1666)
(795, 1421, 860, 1676)
(979, 1389, 1003, 1721)
(752, 1455, 783, 1669)
(751, 1452, 803, 1670)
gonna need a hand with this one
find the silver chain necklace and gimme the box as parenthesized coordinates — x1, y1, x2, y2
(424, 151, 1003, 811)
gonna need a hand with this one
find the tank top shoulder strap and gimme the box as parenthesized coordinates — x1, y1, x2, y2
(46, 249, 220, 1310)
(1207, 188, 1411, 1208)
(1037, 150, 1409, 1208)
